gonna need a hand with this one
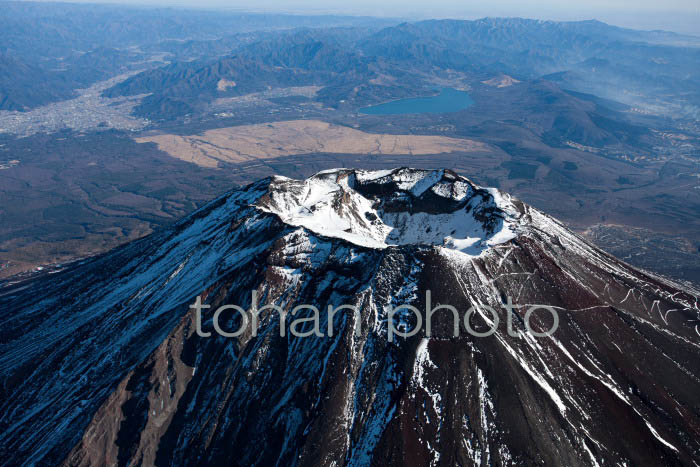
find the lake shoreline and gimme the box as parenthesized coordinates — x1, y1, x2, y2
(359, 87, 474, 115)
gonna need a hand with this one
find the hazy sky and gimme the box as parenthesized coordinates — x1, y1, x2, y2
(42, 0, 700, 34)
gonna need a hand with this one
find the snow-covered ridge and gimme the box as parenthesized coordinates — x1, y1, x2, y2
(256, 168, 522, 255)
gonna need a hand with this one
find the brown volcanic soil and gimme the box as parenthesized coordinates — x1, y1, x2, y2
(135, 119, 492, 168)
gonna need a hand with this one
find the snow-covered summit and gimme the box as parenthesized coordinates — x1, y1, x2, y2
(256, 168, 522, 255)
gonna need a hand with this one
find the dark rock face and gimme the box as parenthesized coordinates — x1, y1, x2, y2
(1, 168, 699, 466)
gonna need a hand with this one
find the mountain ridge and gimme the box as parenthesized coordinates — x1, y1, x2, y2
(1, 168, 699, 465)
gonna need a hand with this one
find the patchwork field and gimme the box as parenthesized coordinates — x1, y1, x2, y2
(135, 119, 491, 168)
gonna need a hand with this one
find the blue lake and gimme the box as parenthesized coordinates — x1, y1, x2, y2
(359, 88, 473, 115)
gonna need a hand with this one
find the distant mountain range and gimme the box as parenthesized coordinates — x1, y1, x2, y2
(97, 17, 700, 120)
(0, 52, 75, 111)
(3, 6, 698, 116)
(1, 168, 698, 465)
(0, 1, 394, 111)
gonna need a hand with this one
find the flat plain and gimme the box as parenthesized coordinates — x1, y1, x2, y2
(135, 119, 491, 167)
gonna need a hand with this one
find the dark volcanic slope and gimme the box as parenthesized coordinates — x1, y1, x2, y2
(1, 168, 699, 466)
